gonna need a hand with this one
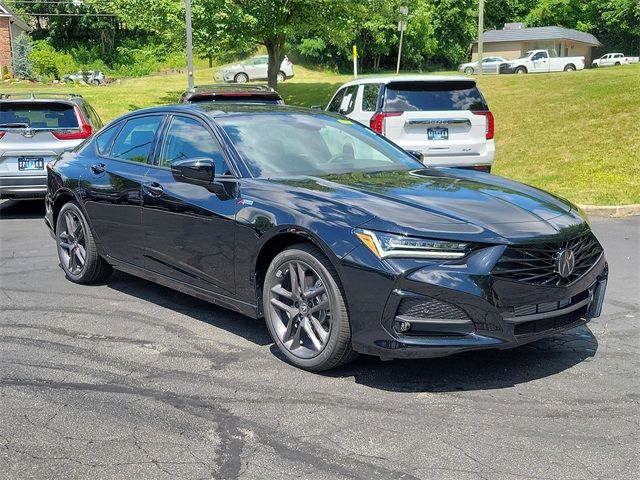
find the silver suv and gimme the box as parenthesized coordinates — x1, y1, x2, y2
(0, 93, 102, 199)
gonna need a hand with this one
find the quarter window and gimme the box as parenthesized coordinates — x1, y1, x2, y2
(111, 115, 162, 163)
(327, 87, 347, 112)
(159, 116, 229, 175)
(362, 84, 382, 112)
(95, 122, 120, 155)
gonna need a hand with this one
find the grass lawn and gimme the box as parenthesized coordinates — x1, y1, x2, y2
(2, 63, 638, 205)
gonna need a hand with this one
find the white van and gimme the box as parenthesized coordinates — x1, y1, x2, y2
(326, 76, 495, 172)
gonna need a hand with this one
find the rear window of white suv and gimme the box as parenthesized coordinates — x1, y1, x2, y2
(383, 81, 488, 112)
(0, 102, 79, 129)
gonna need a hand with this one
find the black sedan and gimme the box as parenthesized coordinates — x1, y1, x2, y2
(45, 104, 608, 371)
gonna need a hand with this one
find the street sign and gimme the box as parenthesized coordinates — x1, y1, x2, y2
(398, 21, 406, 32)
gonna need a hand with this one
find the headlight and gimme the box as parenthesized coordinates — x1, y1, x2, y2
(355, 229, 470, 259)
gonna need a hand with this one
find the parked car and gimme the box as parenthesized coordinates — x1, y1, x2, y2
(214, 55, 294, 83)
(0, 93, 102, 199)
(180, 84, 284, 104)
(63, 70, 105, 85)
(499, 49, 585, 74)
(458, 56, 508, 74)
(591, 53, 637, 67)
(44, 103, 608, 371)
(326, 76, 495, 172)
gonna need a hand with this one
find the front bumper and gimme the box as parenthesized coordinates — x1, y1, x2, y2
(0, 175, 47, 198)
(339, 244, 608, 360)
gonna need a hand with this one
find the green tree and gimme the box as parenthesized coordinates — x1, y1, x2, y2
(12, 32, 33, 79)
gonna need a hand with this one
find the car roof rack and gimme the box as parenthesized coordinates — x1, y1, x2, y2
(189, 84, 274, 93)
(0, 92, 84, 100)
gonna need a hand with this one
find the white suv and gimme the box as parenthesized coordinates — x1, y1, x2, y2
(326, 76, 495, 172)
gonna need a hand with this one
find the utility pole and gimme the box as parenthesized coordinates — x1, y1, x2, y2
(185, 0, 195, 90)
(396, 6, 408, 75)
(477, 0, 484, 75)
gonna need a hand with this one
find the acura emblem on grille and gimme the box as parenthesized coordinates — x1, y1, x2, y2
(555, 249, 575, 278)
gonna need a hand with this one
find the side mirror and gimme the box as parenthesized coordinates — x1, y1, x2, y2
(171, 158, 214, 185)
(406, 149, 425, 163)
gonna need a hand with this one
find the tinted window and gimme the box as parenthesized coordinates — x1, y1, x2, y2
(327, 87, 347, 112)
(383, 81, 488, 112)
(340, 86, 358, 114)
(0, 102, 78, 129)
(159, 116, 229, 175)
(95, 123, 120, 155)
(86, 104, 103, 129)
(111, 115, 162, 163)
(217, 113, 420, 177)
(362, 84, 381, 111)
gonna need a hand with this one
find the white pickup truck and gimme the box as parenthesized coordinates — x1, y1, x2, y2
(592, 53, 639, 67)
(500, 49, 585, 74)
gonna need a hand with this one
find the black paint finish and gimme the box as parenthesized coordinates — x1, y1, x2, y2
(45, 104, 608, 360)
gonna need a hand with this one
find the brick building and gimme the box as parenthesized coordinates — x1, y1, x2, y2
(0, 3, 31, 75)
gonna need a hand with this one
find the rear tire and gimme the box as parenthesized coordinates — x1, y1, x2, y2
(263, 243, 356, 371)
(277, 71, 286, 82)
(234, 73, 249, 83)
(614, 62, 621, 66)
(515, 66, 527, 74)
(564, 64, 576, 72)
(56, 202, 112, 284)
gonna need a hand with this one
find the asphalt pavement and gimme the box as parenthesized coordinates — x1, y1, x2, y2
(0, 199, 638, 480)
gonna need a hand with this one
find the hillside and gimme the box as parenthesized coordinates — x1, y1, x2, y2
(2, 64, 639, 205)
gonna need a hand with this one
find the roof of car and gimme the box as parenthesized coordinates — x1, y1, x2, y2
(0, 93, 87, 104)
(338, 74, 473, 87)
(114, 103, 316, 120)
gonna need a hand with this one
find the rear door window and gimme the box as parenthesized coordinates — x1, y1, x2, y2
(111, 115, 163, 163)
(0, 102, 78, 129)
(383, 81, 488, 112)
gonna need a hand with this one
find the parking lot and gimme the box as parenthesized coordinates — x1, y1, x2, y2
(0, 199, 638, 480)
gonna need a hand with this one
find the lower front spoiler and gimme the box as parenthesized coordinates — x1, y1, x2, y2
(353, 276, 607, 361)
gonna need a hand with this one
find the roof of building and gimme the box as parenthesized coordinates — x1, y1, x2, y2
(478, 26, 600, 47)
(0, 3, 31, 32)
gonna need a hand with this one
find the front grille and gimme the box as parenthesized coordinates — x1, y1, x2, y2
(513, 305, 587, 335)
(492, 233, 602, 286)
(397, 297, 469, 320)
(511, 289, 590, 317)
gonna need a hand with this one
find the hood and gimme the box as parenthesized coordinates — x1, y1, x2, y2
(259, 169, 588, 244)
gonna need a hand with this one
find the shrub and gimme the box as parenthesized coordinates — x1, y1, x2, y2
(31, 41, 60, 79)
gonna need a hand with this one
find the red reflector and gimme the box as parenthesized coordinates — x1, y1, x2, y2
(369, 111, 402, 135)
(473, 111, 494, 140)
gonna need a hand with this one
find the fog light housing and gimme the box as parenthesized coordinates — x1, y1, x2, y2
(397, 321, 411, 333)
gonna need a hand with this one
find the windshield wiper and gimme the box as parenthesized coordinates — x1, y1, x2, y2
(0, 122, 29, 128)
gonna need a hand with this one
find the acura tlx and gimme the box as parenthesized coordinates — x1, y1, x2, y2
(45, 104, 608, 371)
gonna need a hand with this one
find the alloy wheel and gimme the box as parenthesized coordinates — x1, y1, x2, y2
(268, 260, 332, 359)
(58, 210, 87, 275)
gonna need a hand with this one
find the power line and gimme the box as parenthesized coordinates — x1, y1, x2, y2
(14, 12, 117, 16)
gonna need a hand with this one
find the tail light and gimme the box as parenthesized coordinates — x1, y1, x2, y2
(52, 106, 93, 140)
(0, 132, 4, 140)
(370, 111, 402, 135)
(473, 111, 494, 140)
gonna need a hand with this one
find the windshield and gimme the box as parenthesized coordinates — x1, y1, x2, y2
(0, 102, 78, 129)
(217, 112, 422, 178)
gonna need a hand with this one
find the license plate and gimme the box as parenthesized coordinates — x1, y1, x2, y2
(18, 157, 45, 171)
(428, 127, 448, 140)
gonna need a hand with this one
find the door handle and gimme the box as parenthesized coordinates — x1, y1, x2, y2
(143, 182, 164, 197)
(90, 163, 105, 174)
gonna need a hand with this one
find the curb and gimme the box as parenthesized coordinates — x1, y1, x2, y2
(579, 204, 640, 218)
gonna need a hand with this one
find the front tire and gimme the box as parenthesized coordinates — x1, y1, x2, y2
(56, 202, 112, 284)
(515, 66, 527, 74)
(234, 72, 249, 83)
(276, 71, 286, 82)
(464, 66, 475, 75)
(263, 244, 355, 371)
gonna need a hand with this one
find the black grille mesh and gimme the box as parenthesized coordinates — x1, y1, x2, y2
(492, 233, 602, 286)
(397, 297, 469, 320)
